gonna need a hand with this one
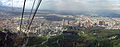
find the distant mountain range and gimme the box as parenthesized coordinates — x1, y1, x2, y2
(0, 6, 120, 18)
(0, 6, 21, 17)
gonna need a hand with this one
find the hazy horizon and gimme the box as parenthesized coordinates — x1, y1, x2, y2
(0, 0, 120, 12)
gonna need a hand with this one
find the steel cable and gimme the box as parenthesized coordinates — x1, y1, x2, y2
(20, 0, 27, 31)
(28, 0, 42, 30)
(27, 0, 36, 28)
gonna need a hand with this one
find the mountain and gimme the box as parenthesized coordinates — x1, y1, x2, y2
(0, 6, 120, 18)
(92, 10, 120, 18)
(0, 6, 22, 18)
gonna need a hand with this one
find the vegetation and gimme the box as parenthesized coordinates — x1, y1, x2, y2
(27, 36, 48, 47)
(26, 29, 120, 47)
(0, 28, 3, 32)
(0, 27, 120, 47)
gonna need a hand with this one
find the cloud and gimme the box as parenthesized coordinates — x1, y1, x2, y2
(41, 0, 90, 11)
(41, 0, 120, 11)
(0, 0, 120, 11)
(87, 0, 120, 10)
(1, 0, 35, 9)
(0, 1, 2, 5)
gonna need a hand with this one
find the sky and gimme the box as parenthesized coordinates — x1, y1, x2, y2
(0, 0, 120, 11)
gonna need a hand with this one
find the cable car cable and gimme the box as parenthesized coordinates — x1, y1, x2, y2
(28, 0, 42, 30)
(27, 0, 36, 26)
(20, 0, 27, 31)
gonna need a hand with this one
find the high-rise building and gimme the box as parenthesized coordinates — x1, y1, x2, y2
(99, 21, 105, 26)
(62, 19, 65, 26)
(75, 21, 81, 27)
(56, 26, 61, 33)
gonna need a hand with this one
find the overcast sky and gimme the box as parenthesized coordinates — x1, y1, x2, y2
(0, 0, 120, 11)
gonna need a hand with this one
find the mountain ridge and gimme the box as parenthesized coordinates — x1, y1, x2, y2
(0, 6, 120, 18)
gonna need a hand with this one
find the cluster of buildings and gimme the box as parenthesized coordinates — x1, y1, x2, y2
(0, 18, 19, 32)
(62, 15, 120, 29)
(0, 13, 120, 36)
